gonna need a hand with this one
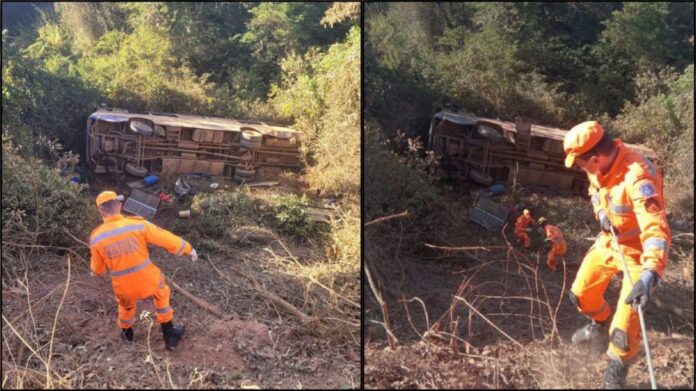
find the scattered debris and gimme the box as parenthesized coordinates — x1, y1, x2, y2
(122, 187, 161, 220)
(178, 210, 191, 219)
(143, 175, 159, 186)
(174, 177, 191, 196)
(243, 181, 279, 188)
(468, 196, 508, 232)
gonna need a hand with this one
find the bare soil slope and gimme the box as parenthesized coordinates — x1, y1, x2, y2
(2, 177, 359, 389)
(365, 191, 694, 389)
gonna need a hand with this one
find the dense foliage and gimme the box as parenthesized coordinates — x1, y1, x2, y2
(366, 2, 694, 218)
(2, 2, 360, 259)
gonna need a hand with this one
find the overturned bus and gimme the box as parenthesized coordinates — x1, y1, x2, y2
(86, 107, 302, 182)
(427, 111, 657, 195)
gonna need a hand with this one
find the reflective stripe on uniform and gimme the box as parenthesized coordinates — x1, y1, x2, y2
(120, 317, 135, 325)
(91, 224, 145, 246)
(111, 258, 152, 277)
(176, 239, 187, 256)
(609, 203, 631, 214)
(642, 157, 657, 178)
(643, 237, 669, 253)
(156, 306, 172, 315)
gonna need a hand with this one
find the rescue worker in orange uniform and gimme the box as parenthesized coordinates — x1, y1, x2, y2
(537, 217, 566, 272)
(89, 191, 198, 350)
(564, 121, 670, 389)
(514, 209, 535, 249)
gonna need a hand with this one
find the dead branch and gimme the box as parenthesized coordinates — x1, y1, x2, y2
(46, 255, 71, 388)
(423, 243, 507, 252)
(165, 277, 232, 320)
(364, 260, 398, 349)
(227, 261, 314, 324)
(398, 297, 430, 345)
(61, 228, 89, 248)
(454, 295, 524, 349)
(274, 239, 360, 309)
(205, 254, 239, 288)
(365, 210, 409, 227)
(653, 296, 694, 325)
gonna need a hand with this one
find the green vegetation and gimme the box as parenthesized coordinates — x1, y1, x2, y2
(263, 194, 322, 238)
(2, 135, 100, 251)
(2, 1, 360, 246)
(366, 2, 694, 219)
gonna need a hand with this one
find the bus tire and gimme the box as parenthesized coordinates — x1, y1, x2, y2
(125, 162, 148, 177)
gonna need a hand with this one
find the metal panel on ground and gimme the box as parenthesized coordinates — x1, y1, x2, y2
(123, 187, 160, 220)
(468, 196, 509, 232)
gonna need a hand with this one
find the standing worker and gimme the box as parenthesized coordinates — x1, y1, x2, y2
(563, 121, 670, 388)
(537, 217, 566, 272)
(89, 191, 198, 350)
(514, 209, 535, 249)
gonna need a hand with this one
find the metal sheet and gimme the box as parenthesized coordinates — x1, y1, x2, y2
(123, 187, 160, 220)
(468, 197, 509, 232)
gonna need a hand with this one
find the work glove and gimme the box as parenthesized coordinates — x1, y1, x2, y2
(624, 270, 658, 309)
(597, 209, 613, 233)
(190, 248, 198, 262)
(544, 238, 552, 250)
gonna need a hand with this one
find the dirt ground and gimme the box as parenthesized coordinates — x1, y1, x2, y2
(2, 174, 358, 389)
(365, 189, 694, 389)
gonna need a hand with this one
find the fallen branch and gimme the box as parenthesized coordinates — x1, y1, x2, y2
(653, 296, 694, 325)
(165, 277, 231, 320)
(225, 259, 314, 324)
(454, 295, 524, 349)
(273, 240, 360, 309)
(205, 254, 239, 289)
(243, 181, 279, 188)
(365, 210, 409, 227)
(423, 243, 507, 252)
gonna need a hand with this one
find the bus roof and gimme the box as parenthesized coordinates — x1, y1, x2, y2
(90, 108, 301, 139)
(436, 111, 657, 159)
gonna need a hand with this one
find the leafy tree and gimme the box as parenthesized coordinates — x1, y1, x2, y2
(271, 25, 360, 198)
(242, 2, 349, 96)
(600, 2, 694, 73)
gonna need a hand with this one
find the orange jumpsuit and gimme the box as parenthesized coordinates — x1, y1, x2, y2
(89, 214, 192, 329)
(570, 140, 670, 364)
(515, 214, 534, 248)
(543, 224, 566, 272)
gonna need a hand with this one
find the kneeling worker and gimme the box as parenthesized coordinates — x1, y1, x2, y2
(564, 121, 670, 388)
(89, 191, 198, 350)
(537, 217, 566, 272)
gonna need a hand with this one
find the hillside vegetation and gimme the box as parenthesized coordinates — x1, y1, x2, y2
(2, 2, 359, 389)
(365, 3, 693, 389)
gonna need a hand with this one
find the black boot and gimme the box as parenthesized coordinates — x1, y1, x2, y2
(603, 359, 628, 389)
(161, 321, 185, 350)
(571, 319, 606, 344)
(120, 327, 134, 343)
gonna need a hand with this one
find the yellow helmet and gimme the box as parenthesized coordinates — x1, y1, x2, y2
(523, 209, 531, 217)
(537, 217, 547, 225)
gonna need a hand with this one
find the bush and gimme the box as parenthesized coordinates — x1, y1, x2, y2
(263, 194, 325, 239)
(271, 26, 360, 199)
(613, 65, 694, 219)
(188, 189, 258, 240)
(2, 134, 99, 251)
